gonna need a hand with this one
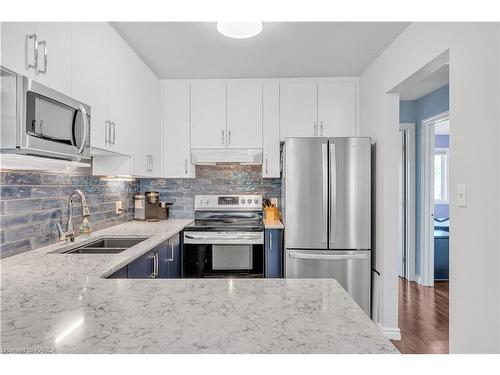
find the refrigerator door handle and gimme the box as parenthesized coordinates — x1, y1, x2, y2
(288, 252, 369, 260)
(329, 142, 337, 244)
(322, 142, 328, 245)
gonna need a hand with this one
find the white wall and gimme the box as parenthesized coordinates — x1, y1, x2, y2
(359, 23, 500, 353)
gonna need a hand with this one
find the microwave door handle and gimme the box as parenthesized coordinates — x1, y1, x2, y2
(77, 104, 89, 154)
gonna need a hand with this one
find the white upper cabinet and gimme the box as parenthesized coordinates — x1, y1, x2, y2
(1, 22, 37, 77)
(191, 80, 227, 149)
(32, 23, 72, 96)
(1, 22, 71, 95)
(262, 81, 280, 178)
(317, 81, 357, 137)
(162, 81, 195, 178)
(71, 22, 112, 150)
(279, 81, 318, 140)
(130, 53, 161, 177)
(280, 79, 357, 140)
(226, 80, 263, 149)
(106, 29, 137, 156)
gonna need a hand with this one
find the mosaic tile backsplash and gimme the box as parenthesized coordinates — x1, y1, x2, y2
(0, 171, 138, 258)
(140, 165, 282, 219)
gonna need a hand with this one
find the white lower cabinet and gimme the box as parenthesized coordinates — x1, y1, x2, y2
(262, 81, 280, 178)
(162, 80, 195, 178)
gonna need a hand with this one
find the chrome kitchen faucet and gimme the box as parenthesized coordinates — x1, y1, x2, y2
(57, 189, 92, 242)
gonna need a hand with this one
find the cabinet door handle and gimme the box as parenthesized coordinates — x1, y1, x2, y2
(313, 121, 317, 136)
(170, 242, 174, 262)
(320, 121, 324, 136)
(149, 155, 153, 172)
(228, 130, 231, 145)
(25, 34, 38, 70)
(149, 254, 156, 278)
(111, 122, 116, 144)
(269, 233, 272, 251)
(222, 129, 225, 145)
(146, 155, 149, 172)
(265, 158, 268, 174)
(36, 40, 47, 75)
(184, 158, 188, 175)
(104, 121, 110, 145)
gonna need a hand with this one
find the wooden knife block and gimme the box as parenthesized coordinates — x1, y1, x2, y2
(264, 207, 279, 222)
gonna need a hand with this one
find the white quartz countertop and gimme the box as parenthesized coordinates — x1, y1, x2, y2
(0, 220, 397, 354)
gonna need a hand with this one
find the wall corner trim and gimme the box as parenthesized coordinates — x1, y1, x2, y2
(378, 323, 402, 341)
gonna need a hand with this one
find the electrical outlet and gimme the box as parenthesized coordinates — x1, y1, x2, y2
(116, 200, 124, 214)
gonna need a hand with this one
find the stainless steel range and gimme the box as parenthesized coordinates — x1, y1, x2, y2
(183, 194, 264, 278)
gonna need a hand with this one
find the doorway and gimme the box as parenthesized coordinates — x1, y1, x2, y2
(389, 51, 450, 354)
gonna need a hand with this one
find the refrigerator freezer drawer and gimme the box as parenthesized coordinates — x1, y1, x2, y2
(285, 249, 371, 315)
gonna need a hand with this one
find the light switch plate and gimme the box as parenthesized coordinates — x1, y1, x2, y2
(457, 184, 467, 207)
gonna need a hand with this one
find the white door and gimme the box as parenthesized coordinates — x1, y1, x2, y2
(106, 29, 136, 155)
(71, 22, 112, 150)
(190, 80, 227, 149)
(279, 81, 317, 141)
(162, 81, 195, 178)
(33, 23, 72, 96)
(317, 81, 356, 137)
(0, 22, 36, 77)
(262, 81, 280, 178)
(226, 80, 262, 149)
(129, 49, 160, 177)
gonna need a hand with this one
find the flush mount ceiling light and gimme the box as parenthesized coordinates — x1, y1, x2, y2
(216, 22, 263, 39)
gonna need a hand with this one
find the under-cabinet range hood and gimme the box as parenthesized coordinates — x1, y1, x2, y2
(190, 149, 263, 165)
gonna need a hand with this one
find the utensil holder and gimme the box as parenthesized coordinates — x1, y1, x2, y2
(264, 207, 279, 222)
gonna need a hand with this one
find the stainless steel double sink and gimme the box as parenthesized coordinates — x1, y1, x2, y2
(53, 237, 148, 254)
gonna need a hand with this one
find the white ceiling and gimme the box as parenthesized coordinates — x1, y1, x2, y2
(399, 64, 449, 101)
(111, 22, 409, 79)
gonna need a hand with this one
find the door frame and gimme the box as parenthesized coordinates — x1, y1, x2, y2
(421, 111, 449, 287)
(399, 123, 416, 282)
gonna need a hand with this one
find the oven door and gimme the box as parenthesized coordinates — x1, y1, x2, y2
(21, 77, 91, 161)
(183, 231, 264, 278)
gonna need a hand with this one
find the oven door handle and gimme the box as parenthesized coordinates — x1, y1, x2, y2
(184, 233, 262, 240)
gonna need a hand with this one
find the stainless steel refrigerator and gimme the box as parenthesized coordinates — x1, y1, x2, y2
(283, 137, 372, 314)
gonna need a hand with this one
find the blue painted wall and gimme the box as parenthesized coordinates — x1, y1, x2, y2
(400, 84, 449, 276)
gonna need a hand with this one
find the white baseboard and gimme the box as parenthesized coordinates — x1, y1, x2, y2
(378, 323, 401, 340)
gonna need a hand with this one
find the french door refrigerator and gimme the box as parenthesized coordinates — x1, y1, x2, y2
(283, 137, 372, 315)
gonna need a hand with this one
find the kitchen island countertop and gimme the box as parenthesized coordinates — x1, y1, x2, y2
(1, 220, 398, 354)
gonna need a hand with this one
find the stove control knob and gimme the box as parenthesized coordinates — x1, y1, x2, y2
(247, 198, 252, 204)
(205, 198, 209, 204)
(199, 198, 203, 204)
(241, 199, 245, 204)
(254, 198, 258, 204)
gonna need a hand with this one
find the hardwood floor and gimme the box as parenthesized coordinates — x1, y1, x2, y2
(391, 278, 449, 354)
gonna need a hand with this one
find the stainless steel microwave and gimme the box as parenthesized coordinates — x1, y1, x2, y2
(1, 66, 91, 162)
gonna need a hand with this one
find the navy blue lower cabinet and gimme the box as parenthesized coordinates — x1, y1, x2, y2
(107, 265, 128, 278)
(265, 229, 283, 278)
(128, 249, 157, 278)
(168, 233, 181, 278)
